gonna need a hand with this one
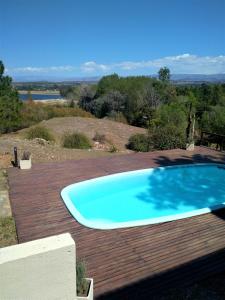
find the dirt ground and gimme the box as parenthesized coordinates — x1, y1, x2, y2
(0, 117, 146, 168)
(20, 117, 146, 149)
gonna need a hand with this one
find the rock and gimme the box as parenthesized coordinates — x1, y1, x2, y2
(186, 142, 195, 151)
(33, 138, 50, 146)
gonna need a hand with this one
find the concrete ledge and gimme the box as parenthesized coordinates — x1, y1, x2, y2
(0, 233, 76, 300)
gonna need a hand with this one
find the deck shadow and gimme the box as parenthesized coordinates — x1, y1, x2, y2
(153, 152, 225, 167)
(97, 247, 225, 300)
(211, 205, 225, 220)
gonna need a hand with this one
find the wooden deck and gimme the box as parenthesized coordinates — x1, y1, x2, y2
(8, 147, 225, 299)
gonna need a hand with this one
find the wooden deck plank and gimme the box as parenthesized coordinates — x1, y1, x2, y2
(7, 147, 225, 299)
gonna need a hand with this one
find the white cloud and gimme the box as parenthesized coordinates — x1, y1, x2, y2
(6, 54, 225, 76)
(81, 61, 109, 73)
(7, 65, 75, 73)
(81, 54, 225, 74)
(155, 54, 221, 73)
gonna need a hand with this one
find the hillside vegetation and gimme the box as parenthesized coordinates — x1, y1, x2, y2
(0, 117, 145, 166)
(61, 71, 225, 151)
(31, 117, 145, 150)
(1, 59, 225, 159)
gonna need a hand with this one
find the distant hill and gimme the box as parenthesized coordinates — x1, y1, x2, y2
(170, 74, 225, 84)
(12, 75, 100, 83)
(13, 73, 225, 85)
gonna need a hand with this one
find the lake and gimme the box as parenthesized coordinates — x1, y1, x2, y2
(19, 93, 62, 101)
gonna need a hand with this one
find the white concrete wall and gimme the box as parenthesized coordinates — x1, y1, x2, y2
(0, 233, 76, 300)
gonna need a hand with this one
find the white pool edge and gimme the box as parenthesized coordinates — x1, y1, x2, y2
(61, 163, 225, 230)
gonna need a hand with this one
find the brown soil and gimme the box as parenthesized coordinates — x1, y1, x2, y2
(25, 117, 146, 149)
(0, 117, 146, 167)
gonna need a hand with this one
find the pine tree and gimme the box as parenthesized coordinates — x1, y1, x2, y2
(0, 61, 22, 133)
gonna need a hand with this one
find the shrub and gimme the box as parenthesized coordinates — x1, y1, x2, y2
(63, 132, 92, 149)
(107, 111, 128, 124)
(151, 125, 186, 150)
(127, 133, 150, 152)
(200, 106, 225, 135)
(93, 132, 106, 143)
(109, 144, 118, 153)
(26, 126, 55, 141)
(76, 260, 89, 296)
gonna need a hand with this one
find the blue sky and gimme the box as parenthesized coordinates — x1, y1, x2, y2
(1, 0, 225, 79)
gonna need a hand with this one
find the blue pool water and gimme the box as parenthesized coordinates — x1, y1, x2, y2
(61, 164, 225, 229)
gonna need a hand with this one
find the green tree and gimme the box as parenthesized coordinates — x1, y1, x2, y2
(158, 67, 171, 82)
(201, 106, 225, 134)
(78, 84, 96, 112)
(0, 61, 22, 133)
(96, 73, 120, 96)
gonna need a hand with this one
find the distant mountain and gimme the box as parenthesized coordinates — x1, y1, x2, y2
(12, 75, 101, 83)
(12, 74, 225, 84)
(170, 74, 225, 83)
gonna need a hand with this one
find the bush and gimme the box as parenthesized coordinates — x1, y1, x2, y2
(93, 132, 106, 143)
(151, 125, 186, 150)
(107, 111, 128, 124)
(26, 126, 55, 141)
(200, 106, 225, 134)
(63, 132, 92, 149)
(76, 260, 89, 296)
(109, 144, 118, 153)
(127, 133, 150, 152)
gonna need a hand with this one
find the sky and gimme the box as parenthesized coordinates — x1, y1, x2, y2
(1, 0, 225, 80)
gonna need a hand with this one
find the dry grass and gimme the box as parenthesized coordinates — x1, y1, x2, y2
(0, 135, 122, 166)
(0, 117, 146, 166)
(0, 217, 17, 248)
(30, 117, 146, 150)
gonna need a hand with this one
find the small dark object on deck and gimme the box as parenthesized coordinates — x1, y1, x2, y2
(13, 147, 18, 167)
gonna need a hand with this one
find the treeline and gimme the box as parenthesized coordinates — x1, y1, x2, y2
(60, 70, 225, 150)
(62, 72, 225, 135)
(1, 58, 225, 151)
(14, 82, 77, 91)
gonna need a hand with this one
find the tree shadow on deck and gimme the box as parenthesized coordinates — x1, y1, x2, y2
(153, 152, 225, 168)
(211, 205, 225, 221)
(97, 248, 225, 300)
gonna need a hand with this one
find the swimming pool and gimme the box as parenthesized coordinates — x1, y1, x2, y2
(61, 164, 225, 229)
